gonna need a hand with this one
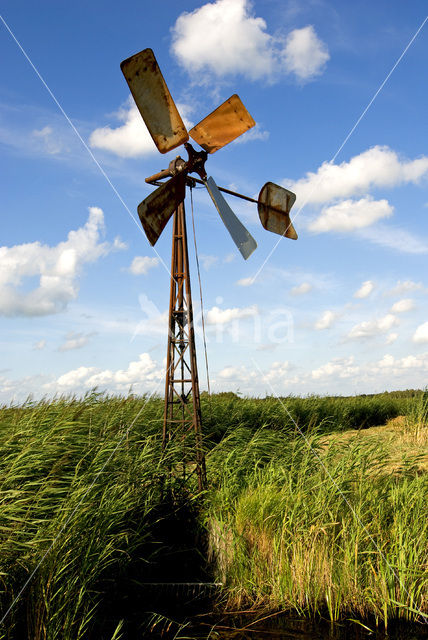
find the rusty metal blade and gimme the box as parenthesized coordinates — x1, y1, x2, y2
(205, 176, 257, 260)
(138, 173, 186, 245)
(121, 48, 189, 154)
(189, 95, 255, 154)
(258, 182, 298, 240)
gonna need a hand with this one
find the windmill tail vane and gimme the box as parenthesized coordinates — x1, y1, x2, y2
(120, 47, 299, 491)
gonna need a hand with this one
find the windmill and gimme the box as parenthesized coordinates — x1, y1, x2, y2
(121, 48, 298, 491)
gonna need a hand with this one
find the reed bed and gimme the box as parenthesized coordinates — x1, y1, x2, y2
(0, 390, 426, 638)
(205, 392, 428, 626)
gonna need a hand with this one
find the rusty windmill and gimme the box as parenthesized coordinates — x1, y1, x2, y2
(121, 48, 298, 491)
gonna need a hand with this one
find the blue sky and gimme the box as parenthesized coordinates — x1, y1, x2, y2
(0, 0, 427, 402)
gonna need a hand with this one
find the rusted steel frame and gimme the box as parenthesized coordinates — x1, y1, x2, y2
(162, 202, 206, 491)
(145, 168, 172, 184)
(179, 202, 206, 491)
(172, 344, 192, 375)
(163, 209, 179, 451)
(188, 177, 295, 217)
(148, 175, 293, 220)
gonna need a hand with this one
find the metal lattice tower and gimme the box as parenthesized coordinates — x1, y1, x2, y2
(163, 203, 206, 492)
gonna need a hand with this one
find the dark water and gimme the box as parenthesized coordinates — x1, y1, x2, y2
(93, 499, 428, 639)
(130, 581, 428, 640)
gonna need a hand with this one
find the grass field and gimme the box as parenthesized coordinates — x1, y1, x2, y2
(0, 390, 426, 638)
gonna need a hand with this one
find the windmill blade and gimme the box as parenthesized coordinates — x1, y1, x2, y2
(204, 176, 257, 260)
(121, 48, 189, 154)
(138, 173, 186, 245)
(258, 182, 298, 240)
(189, 95, 255, 154)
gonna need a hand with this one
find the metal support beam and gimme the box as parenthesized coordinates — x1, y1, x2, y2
(163, 202, 206, 492)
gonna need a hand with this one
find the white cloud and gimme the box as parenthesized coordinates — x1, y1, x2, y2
(354, 280, 375, 299)
(233, 124, 269, 144)
(50, 353, 163, 393)
(87, 353, 162, 388)
(217, 360, 290, 386)
(89, 98, 157, 158)
(315, 310, 337, 330)
(289, 145, 428, 205)
(171, 0, 328, 83)
(200, 254, 219, 270)
(33, 339, 46, 351)
(282, 25, 330, 81)
(390, 298, 415, 314)
(358, 224, 428, 254)
(56, 366, 96, 388)
(32, 125, 63, 155)
(312, 356, 358, 380)
(387, 280, 424, 296)
(385, 332, 398, 345)
(290, 282, 312, 296)
(347, 314, 398, 340)
(309, 197, 393, 233)
(236, 277, 254, 287)
(413, 322, 428, 344)
(113, 236, 128, 250)
(206, 304, 258, 325)
(129, 256, 159, 275)
(218, 365, 245, 379)
(90, 97, 193, 158)
(0, 207, 116, 317)
(58, 331, 96, 352)
(371, 352, 428, 374)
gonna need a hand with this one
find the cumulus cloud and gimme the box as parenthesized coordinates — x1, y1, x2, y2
(206, 304, 258, 325)
(218, 360, 290, 386)
(58, 331, 96, 352)
(385, 332, 398, 345)
(347, 314, 398, 340)
(89, 98, 192, 158)
(129, 256, 159, 275)
(282, 25, 330, 81)
(354, 280, 374, 299)
(290, 282, 312, 296)
(413, 322, 428, 344)
(171, 0, 329, 83)
(371, 352, 428, 374)
(0, 207, 119, 317)
(89, 98, 157, 157)
(308, 197, 393, 233)
(289, 146, 428, 206)
(312, 356, 358, 380)
(51, 353, 163, 393)
(390, 298, 415, 314)
(315, 310, 337, 330)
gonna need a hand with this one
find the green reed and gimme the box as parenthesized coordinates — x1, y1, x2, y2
(204, 393, 428, 626)
(0, 390, 425, 638)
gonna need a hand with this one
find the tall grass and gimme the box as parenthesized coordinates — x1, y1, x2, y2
(204, 393, 428, 626)
(0, 392, 167, 639)
(0, 390, 426, 637)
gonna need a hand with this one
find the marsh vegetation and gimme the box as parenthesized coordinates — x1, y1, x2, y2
(0, 390, 426, 638)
